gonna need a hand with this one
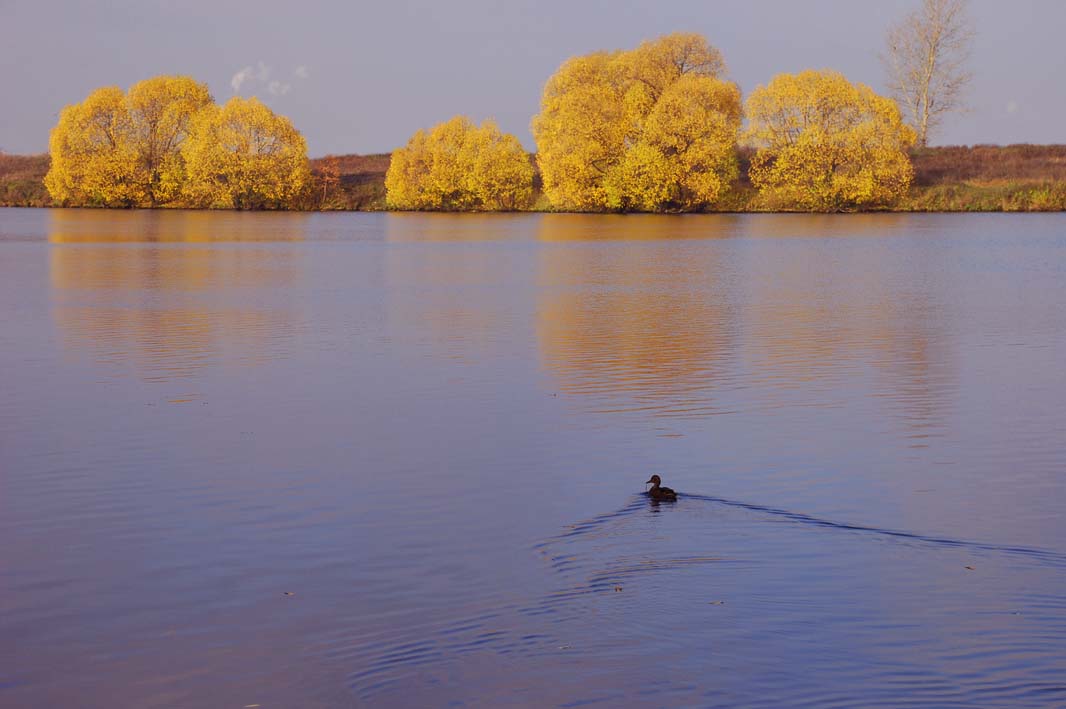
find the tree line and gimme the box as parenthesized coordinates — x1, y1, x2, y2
(387, 0, 972, 213)
(46, 0, 971, 213)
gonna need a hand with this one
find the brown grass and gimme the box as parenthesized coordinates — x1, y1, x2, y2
(911, 144, 1066, 185)
(0, 152, 51, 206)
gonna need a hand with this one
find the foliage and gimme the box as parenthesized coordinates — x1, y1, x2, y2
(745, 70, 916, 211)
(45, 77, 212, 206)
(43, 76, 310, 209)
(884, 0, 973, 148)
(531, 33, 741, 212)
(126, 76, 214, 204)
(181, 97, 310, 209)
(45, 86, 139, 206)
(385, 116, 534, 211)
(316, 155, 342, 208)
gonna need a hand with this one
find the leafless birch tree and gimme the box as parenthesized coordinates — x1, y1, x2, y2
(883, 0, 974, 148)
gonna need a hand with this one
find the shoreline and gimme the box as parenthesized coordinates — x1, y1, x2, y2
(4, 145, 1066, 213)
(5, 205, 1065, 215)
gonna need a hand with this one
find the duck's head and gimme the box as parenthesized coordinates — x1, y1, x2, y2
(645, 474, 662, 486)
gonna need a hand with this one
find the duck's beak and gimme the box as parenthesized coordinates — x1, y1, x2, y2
(645, 478, 654, 484)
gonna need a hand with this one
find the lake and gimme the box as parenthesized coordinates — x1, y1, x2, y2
(2, 208, 1065, 707)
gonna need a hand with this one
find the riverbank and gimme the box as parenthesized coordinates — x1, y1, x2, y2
(3, 145, 1065, 211)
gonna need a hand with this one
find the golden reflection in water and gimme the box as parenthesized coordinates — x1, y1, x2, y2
(48, 208, 311, 243)
(385, 212, 540, 242)
(50, 212, 302, 385)
(743, 224, 955, 439)
(383, 216, 524, 359)
(734, 213, 910, 240)
(534, 213, 955, 435)
(536, 215, 738, 418)
(536, 213, 743, 242)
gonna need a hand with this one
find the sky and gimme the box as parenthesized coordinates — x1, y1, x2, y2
(2, 0, 1063, 156)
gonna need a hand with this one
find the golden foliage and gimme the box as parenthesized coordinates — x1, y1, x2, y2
(181, 97, 310, 209)
(385, 116, 534, 211)
(745, 70, 916, 211)
(45, 77, 211, 206)
(126, 76, 213, 204)
(45, 76, 309, 209)
(45, 86, 139, 207)
(531, 33, 741, 212)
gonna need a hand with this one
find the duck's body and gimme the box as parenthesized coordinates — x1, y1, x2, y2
(645, 475, 678, 501)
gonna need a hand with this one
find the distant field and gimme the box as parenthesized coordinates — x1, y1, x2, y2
(0, 153, 51, 207)
(4, 145, 1066, 211)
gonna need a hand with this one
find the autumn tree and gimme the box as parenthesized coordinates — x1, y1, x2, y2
(884, 0, 973, 148)
(317, 155, 341, 208)
(385, 116, 534, 211)
(745, 70, 916, 212)
(45, 76, 212, 206)
(181, 97, 310, 210)
(45, 86, 138, 206)
(126, 76, 213, 204)
(531, 33, 741, 212)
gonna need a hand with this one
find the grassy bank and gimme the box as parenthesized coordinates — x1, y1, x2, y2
(4, 145, 1066, 212)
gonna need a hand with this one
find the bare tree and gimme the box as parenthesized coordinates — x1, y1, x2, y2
(883, 0, 974, 148)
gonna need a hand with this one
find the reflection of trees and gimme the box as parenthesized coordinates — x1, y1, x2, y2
(48, 208, 311, 243)
(733, 213, 910, 240)
(536, 214, 738, 417)
(382, 214, 539, 359)
(50, 211, 303, 383)
(537, 213, 742, 242)
(384, 212, 540, 243)
(743, 220, 956, 439)
(533, 213, 956, 435)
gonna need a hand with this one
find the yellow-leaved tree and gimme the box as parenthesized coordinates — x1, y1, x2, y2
(385, 116, 534, 211)
(45, 76, 212, 207)
(181, 97, 310, 210)
(45, 86, 138, 207)
(745, 70, 916, 211)
(126, 76, 214, 205)
(531, 33, 742, 212)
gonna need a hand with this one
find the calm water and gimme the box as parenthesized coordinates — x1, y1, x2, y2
(2, 208, 1065, 707)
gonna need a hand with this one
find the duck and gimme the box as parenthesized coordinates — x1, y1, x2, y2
(645, 475, 678, 501)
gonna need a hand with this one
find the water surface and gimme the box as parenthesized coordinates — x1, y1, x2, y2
(2, 209, 1065, 707)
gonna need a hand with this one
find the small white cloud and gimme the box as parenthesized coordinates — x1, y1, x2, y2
(231, 66, 254, 93)
(1006, 100, 1019, 115)
(294, 65, 309, 79)
(232, 61, 296, 97)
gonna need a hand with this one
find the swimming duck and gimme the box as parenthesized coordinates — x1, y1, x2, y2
(645, 475, 678, 501)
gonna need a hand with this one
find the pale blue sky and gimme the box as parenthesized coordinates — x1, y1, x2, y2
(2, 0, 1062, 155)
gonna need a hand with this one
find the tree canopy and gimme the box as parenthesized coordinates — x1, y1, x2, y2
(182, 97, 310, 210)
(745, 70, 916, 211)
(531, 33, 742, 212)
(385, 116, 534, 211)
(46, 76, 212, 207)
(45, 76, 309, 209)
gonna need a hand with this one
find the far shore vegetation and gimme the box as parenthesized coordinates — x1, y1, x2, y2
(7, 144, 1066, 213)
(3, 2, 1064, 214)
